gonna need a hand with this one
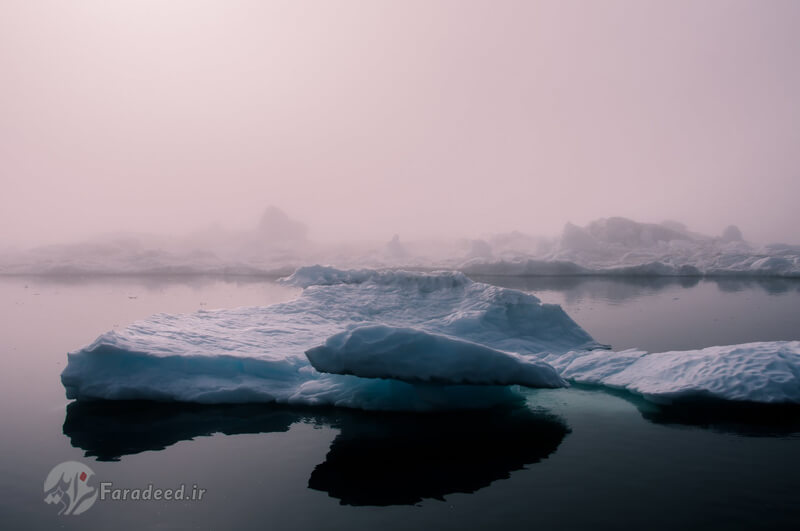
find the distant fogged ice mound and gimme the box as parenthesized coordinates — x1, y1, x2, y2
(62, 266, 800, 409)
(2, 216, 798, 277)
(461, 218, 800, 278)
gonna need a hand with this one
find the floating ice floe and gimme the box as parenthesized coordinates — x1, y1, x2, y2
(61, 266, 800, 410)
(544, 342, 800, 404)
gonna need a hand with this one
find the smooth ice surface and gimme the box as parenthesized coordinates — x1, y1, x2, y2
(305, 325, 566, 388)
(61, 266, 800, 409)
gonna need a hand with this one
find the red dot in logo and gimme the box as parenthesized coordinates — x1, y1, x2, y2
(80, 472, 87, 482)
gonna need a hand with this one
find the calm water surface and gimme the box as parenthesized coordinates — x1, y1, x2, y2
(0, 275, 798, 530)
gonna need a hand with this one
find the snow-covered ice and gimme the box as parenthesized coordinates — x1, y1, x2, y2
(544, 342, 800, 404)
(305, 325, 566, 388)
(61, 266, 800, 410)
(61, 266, 593, 410)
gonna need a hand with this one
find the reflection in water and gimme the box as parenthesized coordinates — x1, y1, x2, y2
(470, 275, 700, 304)
(570, 385, 800, 438)
(470, 275, 800, 301)
(63, 402, 569, 505)
(15, 273, 800, 297)
(637, 399, 800, 438)
(711, 277, 800, 295)
(13, 273, 288, 291)
(307, 408, 568, 505)
(63, 402, 302, 461)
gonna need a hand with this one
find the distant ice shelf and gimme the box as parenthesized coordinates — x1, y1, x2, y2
(5, 217, 800, 278)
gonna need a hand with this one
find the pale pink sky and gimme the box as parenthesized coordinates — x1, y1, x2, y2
(1, 0, 798, 245)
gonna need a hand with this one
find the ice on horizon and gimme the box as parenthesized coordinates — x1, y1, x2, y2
(2, 211, 799, 278)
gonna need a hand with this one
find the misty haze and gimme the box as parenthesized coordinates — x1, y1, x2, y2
(1, 2, 798, 531)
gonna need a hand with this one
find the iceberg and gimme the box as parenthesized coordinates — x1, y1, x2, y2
(62, 266, 593, 410)
(305, 325, 566, 388)
(461, 218, 800, 278)
(544, 342, 800, 404)
(61, 266, 800, 410)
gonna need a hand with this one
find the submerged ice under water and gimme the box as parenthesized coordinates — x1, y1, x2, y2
(61, 266, 800, 410)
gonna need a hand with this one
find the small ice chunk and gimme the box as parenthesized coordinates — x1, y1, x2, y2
(306, 325, 567, 388)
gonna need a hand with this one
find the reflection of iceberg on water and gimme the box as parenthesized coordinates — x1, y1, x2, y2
(62, 401, 300, 461)
(306, 407, 568, 505)
(62, 401, 569, 505)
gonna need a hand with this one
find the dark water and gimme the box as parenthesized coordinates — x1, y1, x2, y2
(471, 275, 800, 352)
(0, 275, 798, 530)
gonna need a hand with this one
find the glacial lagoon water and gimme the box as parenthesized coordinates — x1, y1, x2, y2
(0, 274, 798, 530)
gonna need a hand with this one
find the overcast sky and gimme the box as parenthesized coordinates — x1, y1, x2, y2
(1, 0, 798, 246)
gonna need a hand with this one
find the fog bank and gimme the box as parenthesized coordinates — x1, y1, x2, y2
(1, 0, 799, 246)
